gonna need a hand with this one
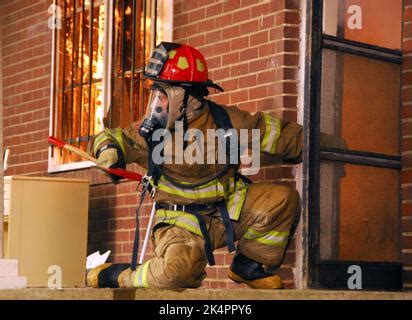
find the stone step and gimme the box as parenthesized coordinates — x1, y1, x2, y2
(0, 259, 18, 277)
(0, 276, 27, 290)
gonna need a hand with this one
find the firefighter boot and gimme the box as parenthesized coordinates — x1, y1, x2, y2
(228, 253, 284, 289)
(87, 263, 131, 288)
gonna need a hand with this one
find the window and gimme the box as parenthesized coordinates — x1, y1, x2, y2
(48, 0, 172, 171)
(308, 0, 403, 290)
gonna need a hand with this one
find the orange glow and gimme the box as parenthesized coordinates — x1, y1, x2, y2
(94, 5, 105, 134)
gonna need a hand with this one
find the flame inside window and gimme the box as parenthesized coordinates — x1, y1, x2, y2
(53, 0, 153, 165)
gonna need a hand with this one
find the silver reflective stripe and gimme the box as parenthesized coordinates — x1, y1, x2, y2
(134, 261, 150, 288)
(244, 228, 289, 246)
(261, 114, 281, 154)
(227, 179, 248, 220)
(264, 116, 278, 153)
(228, 189, 242, 219)
(156, 176, 225, 199)
(155, 210, 203, 237)
(154, 47, 168, 57)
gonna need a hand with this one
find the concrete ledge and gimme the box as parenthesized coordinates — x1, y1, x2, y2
(0, 288, 411, 300)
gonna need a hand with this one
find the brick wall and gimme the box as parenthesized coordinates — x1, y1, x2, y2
(1, 0, 51, 177)
(173, 0, 301, 288)
(1, 0, 302, 289)
(402, 0, 412, 292)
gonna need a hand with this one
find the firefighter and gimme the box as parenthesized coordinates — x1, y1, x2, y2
(87, 42, 303, 290)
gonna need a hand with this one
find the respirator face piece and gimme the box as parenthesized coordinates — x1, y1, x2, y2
(139, 89, 169, 138)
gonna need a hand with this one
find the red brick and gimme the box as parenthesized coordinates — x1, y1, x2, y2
(238, 74, 257, 88)
(405, 7, 412, 22)
(249, 58, 270, 72)
(403, 203, 412, 217)
(240, 20, 259, 35)
(259, 42, 276, 57)
(402, 106, 412, 118)
(212, 41, 231, 56)
(206, 3, 222, 16)
(406, 23, 412, 39)
(402, 235, 412, 248)
(222, 0, 241, 13)
(402, 252, 412, 265)
(403, 87, 412, 103)
(404, 39, 412, 54)
(240, 47, 258, 61)
(215, 13, 232, 28)
(207, 56, 221, 70)
(230, 63, 249, 77)
(232, 8, 251, 24)
(261, 14, 276, 29)
(210, 67, 231, 81)
(276, 11, 301, 25)
(249, 85, 268, 100)
(240, 0, 260, 6)
(250, 30, 268, 46)
(222, 25, 240, 40)
(197, 19, 215, 32)
(403, 71, 412, 86)
(189, 8, 205, 21)
(187, 34, 205, 47)
(402, 217, 412, 232)
(250, 2, 270, 18)
(230, 36, 249, 51)
(221, 78, 238, 91)
(257, 70, 277, 84)
(175, 13, 189, 27)
(403, 137, 412, 151)
(402, 56, 412, 70)
(222, 52, 240, 65)
(231, 90, 249, 104)
(205, 30, 222, 44)
(256, 97, 274, 111)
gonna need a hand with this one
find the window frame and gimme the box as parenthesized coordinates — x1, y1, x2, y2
(307, 0, 403, 290)
(47, 0, 173, 173)
(48, 0, 110, 173)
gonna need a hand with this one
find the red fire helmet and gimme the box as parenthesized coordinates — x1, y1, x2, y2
(144, 42, 224, 92)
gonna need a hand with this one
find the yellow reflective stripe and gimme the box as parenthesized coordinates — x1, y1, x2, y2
(227, 180, 248, 220)
(133, 261, 150, 288)
(93, 132, 111, 155)
(93, 128, 126, 156)
(152, 176, 226, 200)
(108, 128, 126, 156)
(261, 114, 281, 154)
(244, 228, 289, 246)
(155, 209, 203, 237)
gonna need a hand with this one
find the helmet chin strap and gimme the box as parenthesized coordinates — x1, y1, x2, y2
(178, 89, 191, 149)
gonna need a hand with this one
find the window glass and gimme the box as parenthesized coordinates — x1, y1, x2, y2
(320, 161, 400, 262)
(321, 50, 400, 155)
(323, 0, 402, 50)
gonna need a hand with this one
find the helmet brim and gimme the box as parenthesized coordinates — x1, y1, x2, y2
(144, 74, 224, 92)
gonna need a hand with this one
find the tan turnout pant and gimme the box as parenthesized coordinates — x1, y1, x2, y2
(130, 182, 300, 288)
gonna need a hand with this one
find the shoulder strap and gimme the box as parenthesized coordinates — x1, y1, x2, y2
(207, 101, 239, 165)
